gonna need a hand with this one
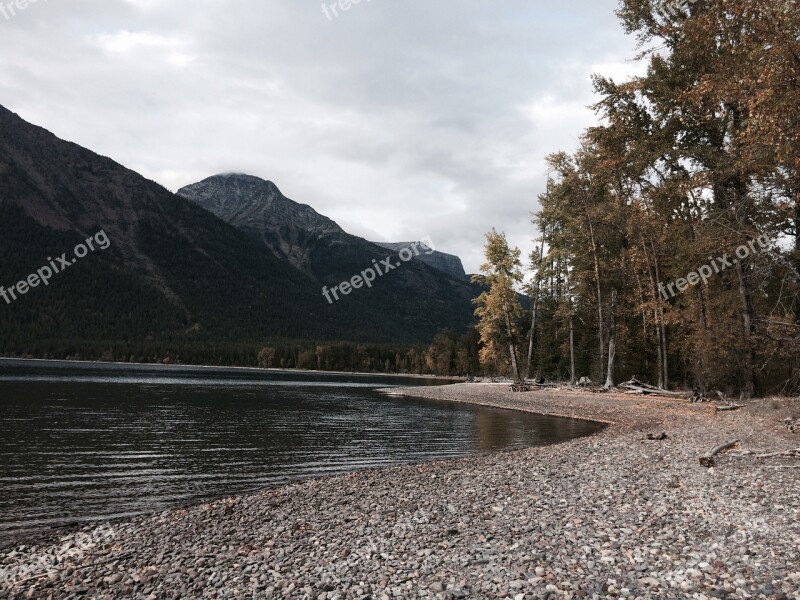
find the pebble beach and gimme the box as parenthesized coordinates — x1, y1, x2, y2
(2, 384, 799, 600)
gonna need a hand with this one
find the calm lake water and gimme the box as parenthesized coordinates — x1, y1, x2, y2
(0, 360, 603, 545)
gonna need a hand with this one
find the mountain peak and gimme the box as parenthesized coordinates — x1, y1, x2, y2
(179, 174, 339, 231)
(178, 174, 346, 271)
(202, 173, 283, 194)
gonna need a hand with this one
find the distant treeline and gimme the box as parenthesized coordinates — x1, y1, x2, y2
(0, 329, 483, 376)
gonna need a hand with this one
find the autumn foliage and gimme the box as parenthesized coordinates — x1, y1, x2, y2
(481, 0, 799, 396)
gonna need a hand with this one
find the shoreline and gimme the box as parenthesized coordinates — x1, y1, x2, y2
(378, 387, 618, 428)
(2, 384, 799, 599)
(0, 356, 463, 381)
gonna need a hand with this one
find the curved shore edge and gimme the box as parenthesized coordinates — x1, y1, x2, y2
(1, 384, 799, 599)
(376, 386, 616, 428)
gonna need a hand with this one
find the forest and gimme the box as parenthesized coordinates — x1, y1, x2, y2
(472, 0, 799, 398)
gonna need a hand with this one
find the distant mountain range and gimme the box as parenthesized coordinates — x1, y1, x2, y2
(0, 105, 478, 360)
(176, 174, 467, 280)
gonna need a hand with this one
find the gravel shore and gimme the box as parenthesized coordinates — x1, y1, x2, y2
(2, 384, 799, 599)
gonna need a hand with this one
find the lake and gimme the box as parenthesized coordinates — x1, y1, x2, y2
(0, 360, 603, 545)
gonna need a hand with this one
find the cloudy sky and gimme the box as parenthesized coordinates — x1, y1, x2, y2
(0, 0, 645, 273)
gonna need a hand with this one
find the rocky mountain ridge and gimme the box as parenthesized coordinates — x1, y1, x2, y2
(178, 174, 468, 280)
(372, 241, 466, 279)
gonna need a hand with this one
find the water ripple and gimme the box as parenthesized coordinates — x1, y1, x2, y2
(0, 361, 603, 545)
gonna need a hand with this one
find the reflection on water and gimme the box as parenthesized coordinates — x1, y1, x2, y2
(0, 360, 604, 544)
(476, 410, 513, 451)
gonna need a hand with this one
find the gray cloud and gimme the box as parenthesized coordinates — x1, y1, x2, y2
(0, 0, 643, 272)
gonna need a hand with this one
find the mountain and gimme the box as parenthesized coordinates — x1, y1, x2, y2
(372, 242, 466, 279)
(176, 174, 344, 275)
(178, 174, 478, 326)
(177, 174, 469, 278)
(176, 173, 468, 280)
(0, 106, 477, 362)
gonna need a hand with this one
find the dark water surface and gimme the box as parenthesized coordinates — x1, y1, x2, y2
(0, 360, 603, 544)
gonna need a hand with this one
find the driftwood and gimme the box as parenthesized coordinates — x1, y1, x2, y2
(714, 403, 745, 413)
(731, 448, 800, 460)
(509, 380, 589, 392)
(699, 440, 739, 467)
(782, 418, 800, 433)
(619, 378, 686, 398)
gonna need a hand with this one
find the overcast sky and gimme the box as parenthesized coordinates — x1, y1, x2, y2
(0, 0, 645, 273)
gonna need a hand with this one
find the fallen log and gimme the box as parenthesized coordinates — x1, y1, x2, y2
(619, 379, 687, 397)
(731, 448, 800, 460)
(699, 440, 739, 467)
(714, 404, 745, 413)
(620, 377, 658, 391)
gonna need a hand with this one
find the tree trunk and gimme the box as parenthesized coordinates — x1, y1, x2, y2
(526, 236, 545, 379)
(720, 107, 756, 399)
(795, 189, 800, 321)
(604, 290, 618, 389)
(588, 220, 606, 377)
(569, 314, 576, 384)
(503, 302, 521, 382)
(693, 286, 709, 393)
(641, 232, 666, 389)
(796, 194, 800, 270)
(508, 342, 521, 382)
(650, 235, 669, 389)
(525, 295, 539, 380)
(565, 270, 576, 384)
(734, 257, 756, 398)
(690, 224, 709, 393)
(633, 266, 649, 347)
